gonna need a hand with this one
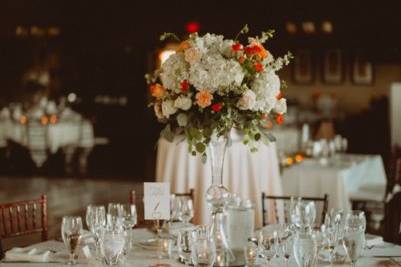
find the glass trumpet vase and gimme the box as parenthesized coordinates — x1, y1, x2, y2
(205, 134, 235, 266)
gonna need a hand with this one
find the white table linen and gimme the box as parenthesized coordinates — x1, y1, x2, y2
(282, 154, 387, 211)
(272, 126, 300, 155)
(2, 229, 400, 267)
(156, 135, 283, 228)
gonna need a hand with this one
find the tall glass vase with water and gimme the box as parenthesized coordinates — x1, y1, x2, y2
(205, 134, 235, 266)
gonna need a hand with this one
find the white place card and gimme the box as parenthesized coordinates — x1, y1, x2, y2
(144, 182, 170, 220)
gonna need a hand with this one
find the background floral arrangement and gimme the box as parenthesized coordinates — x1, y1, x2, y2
(146, 25, 292, 159)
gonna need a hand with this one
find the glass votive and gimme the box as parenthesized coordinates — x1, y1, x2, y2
(158, 237, 173, 259)
(244, 237, 258, 267)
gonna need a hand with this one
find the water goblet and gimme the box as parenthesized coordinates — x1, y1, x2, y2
(99, 228, 126, 266)
(61, 216, 83, 265)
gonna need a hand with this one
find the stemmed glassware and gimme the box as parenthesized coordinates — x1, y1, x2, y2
(107, 203, 123, 230)
(176, 196, 194, 226)
(290, 199, 316, 231)
(99, 228, 126, 266)
(258, 231, 277, 266)
(120, 204, 137, 252)
(293, 230, 318, 267)
(342, 211, 366, 267)
(61, 216, 83, 265)
(85, 205, 106, 259)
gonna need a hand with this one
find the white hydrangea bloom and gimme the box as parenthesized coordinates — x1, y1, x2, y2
(251, 71, 281, 113)
(176, 113, 188, 127)
(160, 53, 189, 93)
(174, 95, 192, 111)
(161, 99, 177, 118)
(189, 53, 244, 93)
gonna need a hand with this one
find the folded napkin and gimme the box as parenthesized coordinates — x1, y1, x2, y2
(5, 247, 51, 262)
(366, 234, 384, 248)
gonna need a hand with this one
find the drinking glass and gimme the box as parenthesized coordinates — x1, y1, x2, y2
(107, 203, 123, 230)
(177, 228, 198, 265)
(345, 211, 366, 232)
(99, 229, 126, 266)
(61, 216, 83, 265)
(176, 196, 194, 225)
(280, 235, 293, 267)
(343, 230, 365, 267)
(293, 231, 318, 267)
(86, 205, 106, 233)
(120, 204, 137, 251)
(291, 200, 316, 230)
(320, 225, 337, 265)
(258, 231, 277, 266)
(191, 226, 216, 267)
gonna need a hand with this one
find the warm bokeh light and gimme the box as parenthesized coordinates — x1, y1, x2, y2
(322, 21, 333, 33)
(186, 21, 200, 33)
(302, 21, 315, 34)
(40, 116, 49, 125)
(19, 115, 28, 125)
(285, 22, 297, 34)
(295, 154, 304, 163)
(49, 115, 58, 124)
(286, 157, 294, 165)
(159, 50, 176, 64)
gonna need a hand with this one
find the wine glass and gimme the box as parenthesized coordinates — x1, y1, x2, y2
(320, 224, 337, 265)
(107, 203, 123, 230)
(61, 216, 83, 265)
(291, 199, 316, 231)
(99, 228, 126, 266)
(120, 204, 137, 251)
(86, 205, 106, 233)
(280, 234, 293, 267)
(293, 231, 318, 267)
(258, 231, 277, 266)
(343, 230, 365, 267)
(345, 211, 366, 232)
(176, 196, 194, 225)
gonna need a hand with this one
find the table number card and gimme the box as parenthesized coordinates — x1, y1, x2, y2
(144, 182, 170, 220)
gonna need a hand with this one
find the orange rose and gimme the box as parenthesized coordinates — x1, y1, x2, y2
(149, 83, 166, 99)
(245, 42, 268, 59)
(177, 40, 191, 52)
(196, 90, 213, 108)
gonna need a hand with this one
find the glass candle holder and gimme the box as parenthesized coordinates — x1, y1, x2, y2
(158, 237, 173, 259)
(244, 238, 258, 267)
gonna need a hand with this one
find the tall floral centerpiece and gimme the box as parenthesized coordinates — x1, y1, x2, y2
(146, 25, 291, 266)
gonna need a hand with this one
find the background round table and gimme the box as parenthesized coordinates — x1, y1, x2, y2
(156, 135, 283, 227)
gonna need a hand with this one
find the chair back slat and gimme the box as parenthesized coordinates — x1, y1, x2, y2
(0, 195, 48, 242)
(261, 194, 329, 226)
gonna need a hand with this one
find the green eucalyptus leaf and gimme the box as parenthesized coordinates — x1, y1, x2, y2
(160, 124, 175, 142)
(195, 143, 206, 153)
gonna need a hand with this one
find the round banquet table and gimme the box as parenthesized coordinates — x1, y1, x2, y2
(156, 134, 283, 228)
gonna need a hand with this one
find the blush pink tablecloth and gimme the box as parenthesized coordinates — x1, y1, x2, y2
(156, 135, 283, 228)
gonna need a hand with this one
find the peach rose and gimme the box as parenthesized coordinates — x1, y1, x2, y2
(184, 47, 202, 64)
(149, 83, 166, 99)
(177, 40, 191, 52)
(196, 90, 213, 108)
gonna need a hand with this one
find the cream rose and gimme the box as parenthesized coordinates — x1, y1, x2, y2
(174, 96, 192, 111)
(274, 98, 287, 114)
(237, 90, 256, 110)
(176, 113, 188, 127)
(184, 47, 202, 64)
(161, 100, 177, 118)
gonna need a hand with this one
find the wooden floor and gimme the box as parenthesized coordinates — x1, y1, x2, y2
(0, 176, 149, 246)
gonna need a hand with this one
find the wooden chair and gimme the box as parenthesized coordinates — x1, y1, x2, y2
(261, 193, 328, 226)
(0, 195, 48, 255)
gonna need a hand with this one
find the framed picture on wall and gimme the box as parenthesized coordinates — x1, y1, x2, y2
(322, 49, 344, 84)
(292, 49, 314, 84)
(351, 54, 374, 85)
